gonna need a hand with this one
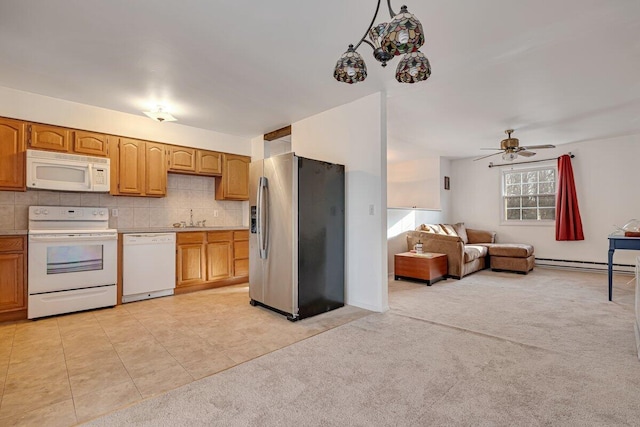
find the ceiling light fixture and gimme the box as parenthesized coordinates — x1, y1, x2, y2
(333, 1, 430, 84)
(502, 150, 518, 161)
(143, 105, 177, 122)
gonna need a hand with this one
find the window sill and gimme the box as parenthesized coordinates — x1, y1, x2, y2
(499, 220, 555, 227)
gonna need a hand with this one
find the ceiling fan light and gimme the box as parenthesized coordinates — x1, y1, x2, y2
(502, 151, 518, 161)
(382, 5, 424, 56)
(395, 51, 431, 83)
(334, 44, 367, 84)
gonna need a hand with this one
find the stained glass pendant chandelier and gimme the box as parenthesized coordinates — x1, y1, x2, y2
(333, 0, 430, 84)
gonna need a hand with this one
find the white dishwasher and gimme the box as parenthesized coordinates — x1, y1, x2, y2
(122, 233, 176, 303)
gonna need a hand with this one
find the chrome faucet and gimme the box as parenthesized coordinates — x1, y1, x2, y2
(189, 209, 194, 227)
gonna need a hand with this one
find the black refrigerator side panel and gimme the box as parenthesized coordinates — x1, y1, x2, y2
(297, 157, 345, 319)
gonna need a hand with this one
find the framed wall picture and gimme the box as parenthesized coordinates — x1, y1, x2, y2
(444, 176, 450, 190)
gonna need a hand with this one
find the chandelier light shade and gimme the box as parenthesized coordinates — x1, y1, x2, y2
(333, 44, 367, 84)
(395, 51, 431, 83)
(333, 0, 430, 84)
(381, 6, 424, 56)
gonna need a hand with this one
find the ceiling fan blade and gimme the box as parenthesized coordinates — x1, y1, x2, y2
(480, 148, 504, 151)
(473, 151, 503, 161)
(520, 144, 555, 150)
(518, 150, 536, 157)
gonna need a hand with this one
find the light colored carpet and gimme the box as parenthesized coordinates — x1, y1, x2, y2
(84, 268, 640, 426)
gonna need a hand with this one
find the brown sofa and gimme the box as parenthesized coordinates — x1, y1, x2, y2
(406, 223, 496, 279)
(405, 223, 535, 279)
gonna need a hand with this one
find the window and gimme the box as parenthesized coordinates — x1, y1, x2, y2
(502, 166, 556, 222)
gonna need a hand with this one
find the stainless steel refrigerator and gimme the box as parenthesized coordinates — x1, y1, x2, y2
(249, 152, 345, 321)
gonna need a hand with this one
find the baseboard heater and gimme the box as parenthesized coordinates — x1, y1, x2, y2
(535, 257, 635, 275)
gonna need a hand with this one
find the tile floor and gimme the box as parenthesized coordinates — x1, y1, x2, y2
(0, 284, 370, 426)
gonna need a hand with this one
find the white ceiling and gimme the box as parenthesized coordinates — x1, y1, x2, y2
(1, 1, 639, 162)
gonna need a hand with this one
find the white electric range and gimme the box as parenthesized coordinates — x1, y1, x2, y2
(28, 206, 117, 319)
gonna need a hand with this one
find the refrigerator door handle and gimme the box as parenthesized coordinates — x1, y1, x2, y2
(258, 176, 269, 259)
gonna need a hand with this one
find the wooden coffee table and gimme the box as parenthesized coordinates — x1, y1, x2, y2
(394, 252, 447, 285)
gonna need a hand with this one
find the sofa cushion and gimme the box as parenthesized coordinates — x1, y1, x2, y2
(488, 243, 534, 258)
(464, 245, 488, 262)
(467, 228, 497, 244)
(452, 222, 469, 244)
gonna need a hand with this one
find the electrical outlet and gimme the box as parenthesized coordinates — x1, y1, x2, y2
(111, 208, 118, 217)
(369, 204, 375, 216)
(214, 210, 219, 217)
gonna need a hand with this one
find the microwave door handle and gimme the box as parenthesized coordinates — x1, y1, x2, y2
(88, 164, 93, 189)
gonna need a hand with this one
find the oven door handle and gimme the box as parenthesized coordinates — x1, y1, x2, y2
(29, 234, 118, 242)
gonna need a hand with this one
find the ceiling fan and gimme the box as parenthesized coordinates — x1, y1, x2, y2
(474, 129, 555, 161)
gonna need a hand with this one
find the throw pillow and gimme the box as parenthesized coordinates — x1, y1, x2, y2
(452, 222, 469, 244)
(440, 224, 457, 236)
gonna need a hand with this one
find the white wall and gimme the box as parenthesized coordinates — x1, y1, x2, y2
(387, 156, 440, 209)
(386, 157, 452, 274)
(450, 134, 640, 265)
(0, 86, 251, 155)
(293, 93, 388, 312)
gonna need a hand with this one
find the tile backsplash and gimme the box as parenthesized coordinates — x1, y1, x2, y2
(0, 174, 248, 230)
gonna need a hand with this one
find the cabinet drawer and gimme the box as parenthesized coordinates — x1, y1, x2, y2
(234, 240, 248, 259)
(0, 236, 25, 252)
(207, 231, 232, 242)
(234, 259, 248, 277)
(234, 230, 249, 241)
(177, 232, 205, 244)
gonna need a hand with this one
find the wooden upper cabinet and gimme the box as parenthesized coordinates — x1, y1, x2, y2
(169, 146, 196, 172)
(74, 131, 108, 157)
(145, 142, 167, 196)
(110, 137, 167, 197)
(0, 117, 26, 191)
(117, 138, 145, 195)
(28, 123, 70, 152)
(197, 150, 221, 175)
(216, 154, 250, 200)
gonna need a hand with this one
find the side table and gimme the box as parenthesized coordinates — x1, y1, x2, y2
(394, 252, 447, 286)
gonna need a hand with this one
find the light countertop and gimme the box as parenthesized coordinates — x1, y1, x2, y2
(117, 226, 248, 234)
(0, 230, 28, 236)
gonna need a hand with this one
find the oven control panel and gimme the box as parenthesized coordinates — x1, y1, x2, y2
(29, 206, 109, 222)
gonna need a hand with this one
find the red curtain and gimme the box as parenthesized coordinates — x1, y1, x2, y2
(555, 154, 584, 241)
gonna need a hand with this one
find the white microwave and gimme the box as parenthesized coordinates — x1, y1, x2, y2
(26, 149, 110, 192)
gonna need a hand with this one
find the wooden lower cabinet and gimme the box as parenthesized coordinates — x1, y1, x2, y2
(175, 230, 249, 294)
(176, 232, 206, 287)
(206, 231, 232, 281)
(0, 236, 27, 321)
(234, 230, 249, 277)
